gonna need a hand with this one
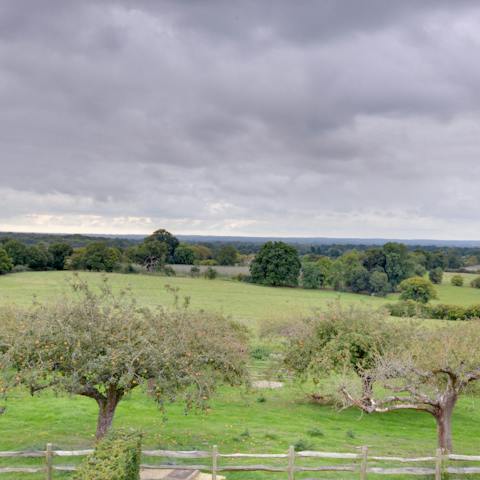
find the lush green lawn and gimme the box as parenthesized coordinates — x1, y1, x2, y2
(1, 380, 480, 479)
(1, 271, 480, 478)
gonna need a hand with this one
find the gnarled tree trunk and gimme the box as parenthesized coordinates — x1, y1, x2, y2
(95, 388, 123, 440)
(434, 392, 457, 453)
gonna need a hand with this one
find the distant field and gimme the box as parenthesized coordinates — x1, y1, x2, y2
(0, 271, 393, 330)
(0, 271, 479, 331)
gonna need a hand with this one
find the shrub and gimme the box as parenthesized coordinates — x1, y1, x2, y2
(385, 300, 428, 318)
(11, 264, 30, 273)
(306, 427, 325, 437)
(399, 277, 437, 303)
(429, 267, 443, 285)
(162, 265, 176, 276)
(471, 277, 480, 289)
(250, 345, 271, 360)
(451, 275, 464, 287)
(204, 267, 218, 279)
(429, 304, 467, 321)
(73, 430, 142, 480)
(190, 266, 201, 277)
(293, 439, 313, 451)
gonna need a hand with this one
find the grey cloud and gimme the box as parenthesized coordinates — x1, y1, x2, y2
(1, 1, 480, 238)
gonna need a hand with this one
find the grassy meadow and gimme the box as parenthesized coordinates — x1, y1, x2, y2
(0, 270, 480, 478)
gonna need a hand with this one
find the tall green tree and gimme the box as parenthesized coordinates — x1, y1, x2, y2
(27, 243, 52, 270)
(0, 248, 13, 274)
(146, 229, 179, 262)
(215, 245, 239, 266)
(250, 241, 301, 287)
(174, 244, 197, 264)
(48, 242, 73, 270)
(383, 242, 414, 288)
(2, 239, 28, 266)
(83, 243, 120, 272)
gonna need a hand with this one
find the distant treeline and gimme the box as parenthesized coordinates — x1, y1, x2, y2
(0, 229, 479, 278)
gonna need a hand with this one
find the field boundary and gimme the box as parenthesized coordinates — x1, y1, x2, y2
(1, 444, 480, 479)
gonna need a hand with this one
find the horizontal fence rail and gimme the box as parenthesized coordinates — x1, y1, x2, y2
(0, 444, 480, 479)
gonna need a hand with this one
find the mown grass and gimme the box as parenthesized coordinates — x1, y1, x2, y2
(0, 271, 480, 479)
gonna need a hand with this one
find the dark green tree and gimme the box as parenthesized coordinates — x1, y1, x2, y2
(83, 243, 120, 272)
(215, 245, 238, 266)
(250, 241, 301, 287)
(27, 244, 52, 270)
(301, 263, 326, 289)
(174, 244, 196, 264)
(0, 247, 13, 274)
(383, 242, 414, 289)
(48, 242, 73, 270)
(3, 239, 28, 266)
(146, 229, 179, 262)
(132, 239, 167, 271)
(429, 267, 443, 285)
(369, 270, 390, 296)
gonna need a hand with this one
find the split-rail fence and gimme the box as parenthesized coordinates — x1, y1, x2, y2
(1, 444, 480, 479)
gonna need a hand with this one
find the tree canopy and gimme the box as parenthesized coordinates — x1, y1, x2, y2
(342, 322, 480, 452)
(250, 241, 301, 287)
(2, 277, 249, 438)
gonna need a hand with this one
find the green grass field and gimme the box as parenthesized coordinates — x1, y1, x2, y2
(1, 271, 480, 478)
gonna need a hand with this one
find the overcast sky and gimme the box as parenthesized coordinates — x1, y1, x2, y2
(1, 1, 480, 239)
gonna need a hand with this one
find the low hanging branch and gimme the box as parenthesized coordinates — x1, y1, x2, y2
(341, 324, 480, 453)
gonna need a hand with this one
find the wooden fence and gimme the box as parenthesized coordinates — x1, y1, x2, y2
(1, 445, 480, 479)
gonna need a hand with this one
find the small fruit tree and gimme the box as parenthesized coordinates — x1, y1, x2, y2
(3, 277, 249, 438)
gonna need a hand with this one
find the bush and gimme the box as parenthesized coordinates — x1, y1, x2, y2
(293, 439, 313, 451)
(11, 264, 30, 273)
(190, 266, 201, 277)
(429, 268, 443, 285)
(386, 301, 480, 321)
(385, 300, 428, 318)
(204, 266, 218, 279)
(429, 304, 468, 321)
(451, 275, 464, 287)
(250, 345, 271, 360)
(162, 265, 176, 276)
(399, 277, 437, 303)
(73, 430, 142, 480)
(369, 270, 390, 296)
(471, 277, 480, 289)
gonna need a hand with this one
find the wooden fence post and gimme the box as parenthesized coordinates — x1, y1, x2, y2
(45, 443, 53, 480)
(435, 448, 443, 480)
(212, 445, 218, 480)
(287, 445, 295, 480)
(360, 446, 368, 480)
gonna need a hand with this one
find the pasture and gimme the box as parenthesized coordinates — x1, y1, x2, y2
(1, 271, 479, 330)
(1, 271, 480, 479)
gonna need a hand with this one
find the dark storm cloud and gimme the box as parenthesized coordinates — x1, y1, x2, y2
(1, 0, 480, 237)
